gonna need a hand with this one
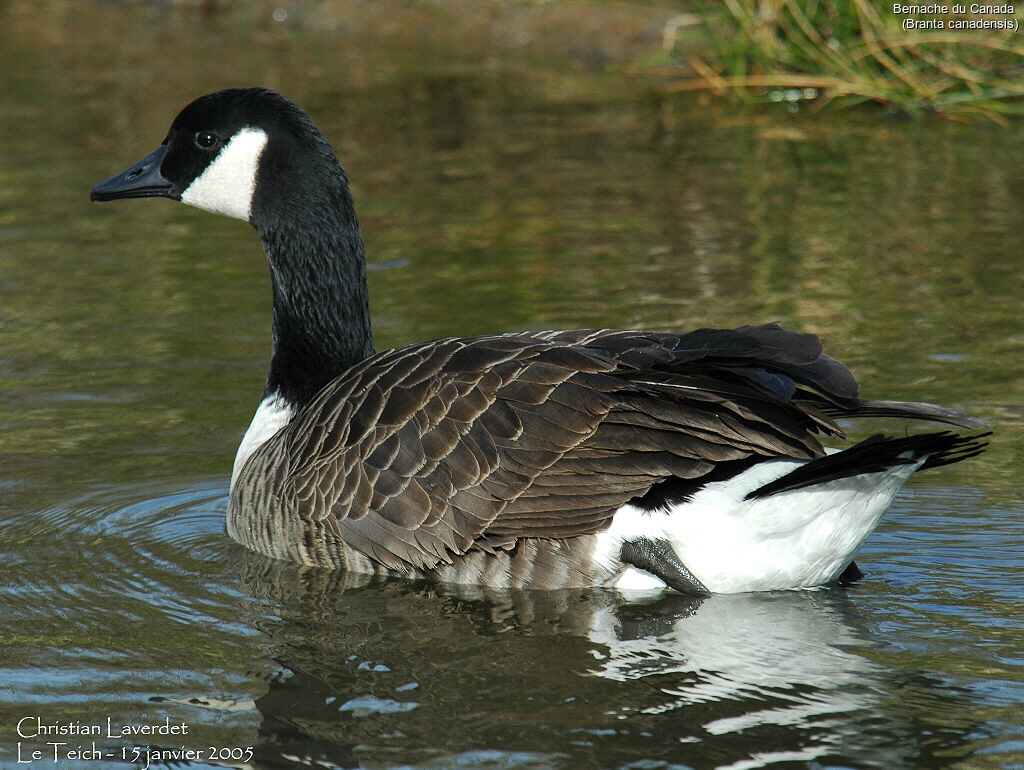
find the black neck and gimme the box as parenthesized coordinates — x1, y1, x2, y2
(255, 181, 374, 410)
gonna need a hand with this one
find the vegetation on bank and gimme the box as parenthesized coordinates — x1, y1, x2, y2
(35, 0, 1024, 120)
(662, 0, 1024, 121)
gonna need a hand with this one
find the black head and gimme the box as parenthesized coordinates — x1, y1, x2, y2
(92, 88, 373, 407)
(91, 87, 346, 227)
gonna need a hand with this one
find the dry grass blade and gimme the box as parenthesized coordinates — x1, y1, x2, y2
(662, 1, 1024, 119)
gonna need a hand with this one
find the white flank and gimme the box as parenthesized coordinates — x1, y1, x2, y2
(181, 127, 268, 221)
(231, 394, 295, 489)
(595, 452, 925, 594)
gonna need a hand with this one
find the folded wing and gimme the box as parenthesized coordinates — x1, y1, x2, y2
(250, 323, 978, 571)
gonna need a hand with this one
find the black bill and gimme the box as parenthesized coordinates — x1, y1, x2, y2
(90, 145, 175, 202)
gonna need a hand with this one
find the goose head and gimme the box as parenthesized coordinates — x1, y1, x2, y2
(91, 87, 350, 230)
(91, 87, 374, 412)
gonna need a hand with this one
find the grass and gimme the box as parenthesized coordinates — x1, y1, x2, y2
(659, 0, 1024, 121)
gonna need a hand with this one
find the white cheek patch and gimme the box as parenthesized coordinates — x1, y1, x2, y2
(181, 127, 268, 221)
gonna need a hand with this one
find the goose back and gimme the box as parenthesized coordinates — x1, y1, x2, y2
(229, 323, 879, 576)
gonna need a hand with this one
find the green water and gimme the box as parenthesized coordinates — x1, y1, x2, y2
(1, 3, 1022, 768)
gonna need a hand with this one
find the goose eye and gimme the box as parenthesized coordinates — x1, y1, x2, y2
(194, 131, 219, 150)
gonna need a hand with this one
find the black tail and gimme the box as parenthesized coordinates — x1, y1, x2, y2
(826, 399, 990, 430)
(746, 431, 991, 500)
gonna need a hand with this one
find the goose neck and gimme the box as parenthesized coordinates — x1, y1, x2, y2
(257, 209, 374, 410)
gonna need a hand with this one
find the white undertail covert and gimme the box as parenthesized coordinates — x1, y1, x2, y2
(595, 453, 925, 594)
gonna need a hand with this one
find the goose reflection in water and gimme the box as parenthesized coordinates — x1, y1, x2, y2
(586, 591, 916, 766)
(232, 550, 973, 769)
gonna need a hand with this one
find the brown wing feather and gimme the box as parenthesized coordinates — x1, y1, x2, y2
(258, 324, 872, 572)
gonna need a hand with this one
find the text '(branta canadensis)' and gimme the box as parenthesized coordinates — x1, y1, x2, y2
(91, 88, 989, 595)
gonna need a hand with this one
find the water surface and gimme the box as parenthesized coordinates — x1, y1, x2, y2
(1, 3, 1022, 768)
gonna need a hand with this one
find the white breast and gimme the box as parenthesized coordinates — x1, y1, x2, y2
(231, 394, 295, 488)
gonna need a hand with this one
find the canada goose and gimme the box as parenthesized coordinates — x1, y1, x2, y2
(91, 88, 989, 594)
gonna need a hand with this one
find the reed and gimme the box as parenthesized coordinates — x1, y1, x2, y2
(661, 1, 1024, 121)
